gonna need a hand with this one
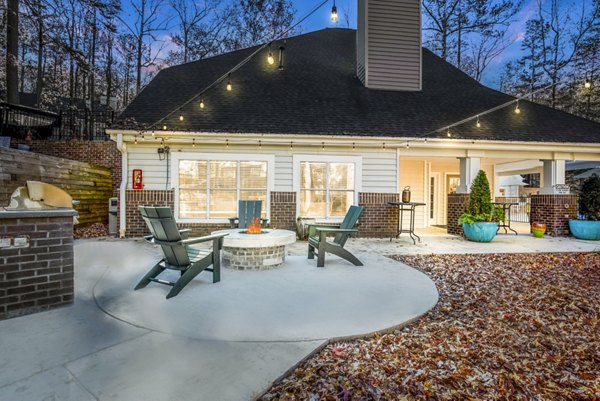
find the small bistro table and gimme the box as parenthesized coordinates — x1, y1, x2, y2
(387, 202, 426, 244)
(492, 202, 519, 235)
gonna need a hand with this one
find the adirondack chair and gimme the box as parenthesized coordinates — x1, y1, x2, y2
(135, 206, 228, 299)
(307, 205, 364, 268)
(229, 200, 269, 229)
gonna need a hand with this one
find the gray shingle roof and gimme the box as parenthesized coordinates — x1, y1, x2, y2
(115, 28, 600, 143)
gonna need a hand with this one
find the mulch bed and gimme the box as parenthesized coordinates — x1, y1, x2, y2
(74, 222, 109, 239)
(259, 253, 600, 400)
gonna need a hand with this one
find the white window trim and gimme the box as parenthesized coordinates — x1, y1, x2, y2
(293, 154, 363, 221)
(172, 152, 275, 223)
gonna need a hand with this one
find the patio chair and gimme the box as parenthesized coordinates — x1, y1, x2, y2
(307, 205, 364, 268)
(229, 200, 269, 229)
(135, 206, 228, 299)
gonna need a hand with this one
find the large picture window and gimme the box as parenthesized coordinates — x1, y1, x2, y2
(295, 156, 361, 219)
(176, 155, 271, 221)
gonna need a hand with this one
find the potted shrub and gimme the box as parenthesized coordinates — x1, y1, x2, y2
(569, 175, 600, 240)
(458, 170, 504, 242)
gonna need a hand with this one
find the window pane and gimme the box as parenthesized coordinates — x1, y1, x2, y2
(240, 161, 267, 189)
(210, 190, 237, 218)
(300, 190, 326, 217)
(329, 191, 354, 217)
(330, 163, 354, 190)
(179, 190, 207, 218)
(240, 190, 267, 217)
(179, 160, 207, 188)
(301, 162, 327, 189)
(210, 161, 237, 188)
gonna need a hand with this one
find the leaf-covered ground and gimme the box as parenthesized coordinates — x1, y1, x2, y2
(260, 253, 600, 400)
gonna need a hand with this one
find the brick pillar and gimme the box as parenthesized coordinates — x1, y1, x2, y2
(447, 193, 470, 236)
(270, 192, 296, 231)
(0, 209, 77, 320)
(530, 194, 578, 237)
(357, 192, 400, 238)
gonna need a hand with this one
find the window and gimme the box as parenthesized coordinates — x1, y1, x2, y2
(175, 154, 272, 221)
(295, 156, 361, 219)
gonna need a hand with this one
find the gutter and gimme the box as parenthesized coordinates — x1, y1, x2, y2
(116, 133, 127, 238)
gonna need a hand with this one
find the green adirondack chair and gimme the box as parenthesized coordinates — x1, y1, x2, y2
(307, 205, 364, 268)
(229, 200, 269, 229)
(135, 206, 228, 299)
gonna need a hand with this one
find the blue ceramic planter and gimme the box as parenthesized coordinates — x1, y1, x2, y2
(569, 220, 600, 240)
(463, 222, 498, 242)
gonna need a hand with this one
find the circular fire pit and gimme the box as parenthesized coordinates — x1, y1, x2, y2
(211, 229, 297, 270)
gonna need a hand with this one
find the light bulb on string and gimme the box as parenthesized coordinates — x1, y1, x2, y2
(514, 100, 521, 114)
(447, 129, 451, 138)
(258, 140, 262, 149)
(290, 141, 293, 150)
(331, 0, 338, 22)
(321, 142, 325, 151)
(192, 138, 196, 148)
(179, 114, 184, 121)
(200, 99, 205, 109)
(476, 116, 481, 128)
(267, 44, 275, 65)
(406, 142, 410, 149)
(382, 142, 386, 150)
(141, 133, 145, 140)
(424, 138, 428, 143)
(585, 81, 592, 89)
(226, 139, 229, 148)
(134, 135, 138, 144)
(163, 124, 167, 130)
(352, 142, 355, 151)
(151, 130, 155, 137)
(226, 75, 232, 91)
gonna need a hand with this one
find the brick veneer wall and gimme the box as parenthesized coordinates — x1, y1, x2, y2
(0, 210, 76, 320)
(530, 194, 578, 237)
(22, 140, 121, 195)
(270, 192, 296, 230)
(447, 193, 470, 236)
(357, 192, 400, 238)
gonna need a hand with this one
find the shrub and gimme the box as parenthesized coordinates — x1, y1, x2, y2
(579, 175, 600, 221)
(458, 170, 504, 224)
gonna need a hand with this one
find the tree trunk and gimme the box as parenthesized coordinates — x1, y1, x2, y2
(35, 17, 44, 107)
(6, 0, 19, 104)
(19, 43, 25, 93)
(136, 0, 146, 93)
(106, 33, 114, 108)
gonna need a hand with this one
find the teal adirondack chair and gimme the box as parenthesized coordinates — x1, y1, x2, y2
(229, 200, 269, 229)
(307, 205, 364, 268)
(135, 206, 228, 299)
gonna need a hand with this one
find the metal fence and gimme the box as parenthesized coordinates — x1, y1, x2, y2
(0, 102, 61, 139)
(495, 196, 531, 223)
(56, 109, 114, 141)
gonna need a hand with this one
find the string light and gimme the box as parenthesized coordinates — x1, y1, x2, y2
(134, 136, 138, 144)
(258, 140, 262, 149)
(406, 142, 410, 149)
(290, 141, 293, 150)
(424, 138, 428, 143)
(226, 139, 229, 148)
(321, 142, 325, 150)
(151, 130, 155, 137)
(331, 0, 338, 22)
(141, 133, 145, 140)
(278, 44, 285, 70)
(179, 114, 184, 121)
(382, 142, 386, 150)
(447, 129, 451, 138)
(585, 81, 592, 89)
(226, 75, 232, 91)
(514, 100, 521, 114)
(163, 125, 167, 130)
(267, 44, 275, 65)
(476, 116, 481, 128)
(352, 142, 355, 151)
(192, 138, 196, 148)
(200, 99, 205, 109)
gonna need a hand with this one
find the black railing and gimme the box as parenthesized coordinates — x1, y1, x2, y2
(56, 109, 114, 141)
(495, 196, 531, 223)
(0, 102, 61, 139)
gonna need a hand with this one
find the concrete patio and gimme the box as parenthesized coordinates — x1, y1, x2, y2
(1, 232, 598, 400)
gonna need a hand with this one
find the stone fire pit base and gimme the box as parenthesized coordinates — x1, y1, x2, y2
(211, 229, 297, 270)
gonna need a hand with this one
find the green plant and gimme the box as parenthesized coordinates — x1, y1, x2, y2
(458, 170, 504, 224)
(579, 175, 600, 221)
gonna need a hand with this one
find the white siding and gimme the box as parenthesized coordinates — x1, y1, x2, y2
(125, 143, 398, 193)
(399, 158, 426, 228)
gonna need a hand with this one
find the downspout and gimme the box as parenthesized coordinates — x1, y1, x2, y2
(116, 133, 127, 238)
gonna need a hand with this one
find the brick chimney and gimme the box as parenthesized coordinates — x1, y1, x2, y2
(357, 0, 422, 91)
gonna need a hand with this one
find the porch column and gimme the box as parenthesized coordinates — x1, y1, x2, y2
(539, 159, 566, 194)
(456, 157, 481, 194)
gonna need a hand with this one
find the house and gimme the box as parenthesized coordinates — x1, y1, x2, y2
(108, 0, 600, 239)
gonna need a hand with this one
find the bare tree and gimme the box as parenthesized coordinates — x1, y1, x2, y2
(6, 0, 19, 103)
(462, 30, 513, 82)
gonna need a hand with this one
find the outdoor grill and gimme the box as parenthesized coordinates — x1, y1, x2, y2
(8, 181, 79, 223)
